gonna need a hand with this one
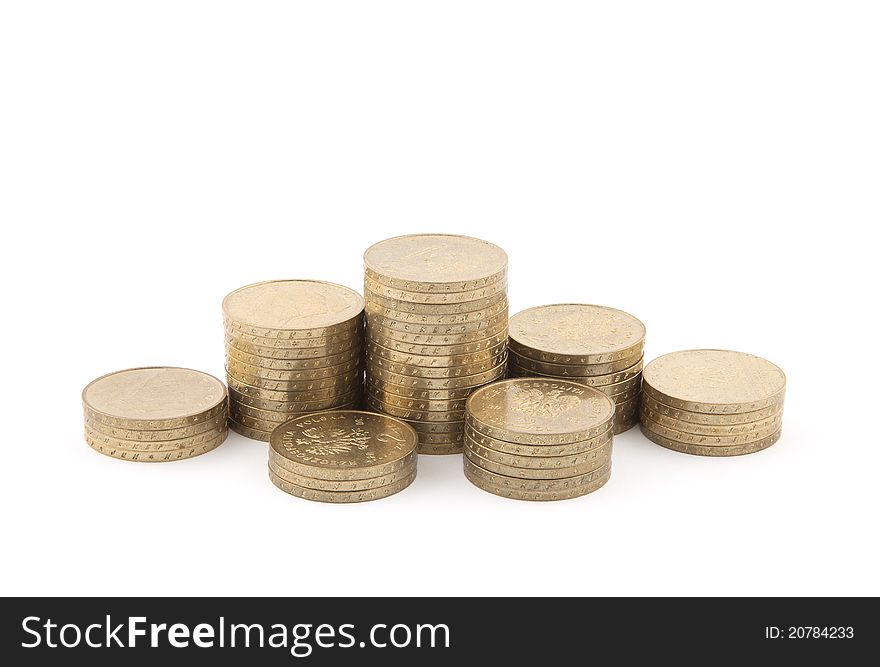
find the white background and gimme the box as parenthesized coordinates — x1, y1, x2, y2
(1, 1, 878, 597)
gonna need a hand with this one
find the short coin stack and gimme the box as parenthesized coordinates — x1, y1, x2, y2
(268, 410, 418, 502)
(640, 349, 786, 456)
(463, 378, 615, 500)
(362, 234, 509, 454)
(82, 367, 228, 462)
(507, 304, 645, 434)
(223, 280, 365, 441)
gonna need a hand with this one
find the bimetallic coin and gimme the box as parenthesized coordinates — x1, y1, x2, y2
(86, 430, 227, 462)
(224, 325, 362, 350)
(268, 467, 416, 503)
(466, 379, 615, 445)
(463, 458, 611, 492)
(464, 441, 611, 479)
(225, 338, 361, 360)
(363, 276, 508, 304)
(228, 386, 360, 412)
(508, 348, 643, 377)
(508, 304, 645, 365)
(464, 421, 611, 457)
(365, 396, 466, 422)
(639, 393, 784, 425)
(363, 234, 508, 292)
(222, 280, 364, 334)
(268, 459, 416, 491)
(640, 417, 781, 446)
(640, 425, 782, 457)
(85, 422, 227, 451)
(366, 351, 508, 378)
(364, 298, 509, 325)
(366, 361, 506, 390)
(82, 367, 227, 430)
(365, 387, 469, 412)
(227, 374, 361, 402)
(366, 378, 476, 401)
(84, 410, 228, 442)
(224, 315, 361, 340)
(226, 366, 362, 393)
(366, 329, 508, 357)
(366, 338, 507, 367)
(365, 311, 508, 337)
(642, 349, 786, 413)
(464, 465, 610, 501)
(640, 405, 784, 437)
(226, 356, 361, 383)
(227, 345, 361, 370)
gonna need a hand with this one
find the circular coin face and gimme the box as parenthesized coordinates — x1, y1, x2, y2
(466, 378, 614, 443)
(509, 304, 645, 363)
(82, 367, 226, 424)
(269, 410, 418, 479)
(643, 349, 786, 413)
(364, 234, 508, 286)
(222, 280, 364, 331)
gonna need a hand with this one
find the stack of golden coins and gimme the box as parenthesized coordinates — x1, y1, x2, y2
(268, 410, 418, 502)
(362, 234, 509, 454)
(463, 378, 615, 501)
(640, 349, 786, 456)
(507, 304, 645, 434)
(82, 367, 228, 462)
(223, 280, 365, 441)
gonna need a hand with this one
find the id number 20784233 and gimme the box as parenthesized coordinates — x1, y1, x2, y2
(765, 627, 854, 640)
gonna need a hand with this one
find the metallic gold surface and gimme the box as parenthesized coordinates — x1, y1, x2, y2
(84, 411, 228, 442)
(639, 425, 782, 457)
(465, 435, 612, 469)
(464, 464, 610, 501)
(228, 386, 360, 413)
(223, 326, 362, 350)
(225, 367, 362, 393)
(366, 339, 507, 367)
(364, 396, 466, 422)
(228, 419, 273, 442)
(463, 458, 611, 492)
(268, 467, 416, 503)
(365, 311, 508, 336)
(84, 423, 227, 451)
(85, 430, 227, 462)
(640, 405, 784, 437)
(364, 298, 508, 324)
(507, 357, 644, 387)
(464, 421, 611, 457)
(366, 362, 506, 390)
(366, 351, 508, 378)
(366, 378, 476, 401)
(227, 374, 361, 402)
(270, 448, 417, 484)
(226, 357, 362, 383)
(224, 315, 361, 340)
(465, 379, 615, 445)
(227, 345, 362, 370)
(639, 393, 784, 425)
(642, 349, 786, 413)
(464, 442, 611, 479)
(268, 458, 416, 491)
(508, 348, 643, 377)
(364, 287, 507, 315)
(365, 386, 469, 412)
(225, 338, 361, 360)
(639, 416, 781, 446)
(508, 304, 646, 365)
(418, 442, 464, 455)
(363, 276, 508, 304)
(222, 280, 364, 332)
(366, 329, 508, 357)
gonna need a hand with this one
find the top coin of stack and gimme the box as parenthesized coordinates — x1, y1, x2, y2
(82, 367, 228, 462)
(268, 410, 418, 503)
(362, 234, 509, 454)
(639, 349, 786, 456)
(507, 304, 645, 434)
(223, 280, 365, 441)
(463, 378, 615, 501)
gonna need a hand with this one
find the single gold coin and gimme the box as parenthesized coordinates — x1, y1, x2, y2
(364, 297, 509, 324)
(366, 361, 506, 390)
(85, 429, 227, 462)
(364, 286, 507, 315)
(84, 422, 227, 452)
(464, 441, 611, 479)
(365, 386, 468, 412)
(363, 234, 508, 292)
(84, 410, 228, 442)
(222, 280, 364, 334)
(365, 310, 508, 337)
(268, 458, 416, 491)
(640, 416, 781, 446)
(464, 464, 610, 501)
(269, 410, 418, 481)
(366, 329, 508, 357)
(227, 345, 361, 370)
(638, 393, 783, 425)
(463, 458, 611, 492)
(508, 304, 645, 365)
(642, 349, 786, 413)
(366, 351, 508, 378)
(228, 386, 360, 413)
(365, 396, 466, 422)
(640, 424, 782, 457)
(366, 338, 507, 368)
(464, 421, 611, 457)
(223, 325, 362, 350)
(640, 405, 784, 437)
(465, 435, 612, 470)
(366, 377, 475, 401)
(508, 348, 643, 377)
(268, 467, 416, 503)
(363, 276, 508, 304)
(227, 373, 361, 402)
(466, 378, 614, 445)
(82, 367, 227, 430)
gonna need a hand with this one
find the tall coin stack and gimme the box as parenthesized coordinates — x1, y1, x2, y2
(507, 304, 645, 434)
(82, 367, 228, 462)
(640, 349, 786, 456)
(463, 379, 615, 500)
(223, 280, 365, 441)
(362, 234, 509, 454)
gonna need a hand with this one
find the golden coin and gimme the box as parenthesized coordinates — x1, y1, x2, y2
(225, 337, 360, 360)
(640, 404, 784, 437)
(269, 410, 418, 480)
(464, 464, 610, 501)
(268, 467, 416, 503)
(465, 435, 612, 470)
(366, 377, 475, 401)
(222, 279, 364, 334)
(508, 348, 643, 377)
(224, 323, 362, 348)
(85, 430, 227, 461)
(227, 374, 361, 402)
(509, 304, 645, 365)
(366, 329, 508, 357)
(640, 416, 781, 446)
(225, 366, 361, 393)
(228, 386, 360, 412)
(366, 338, 507, 367)
(638, 393, 783, 425)
(463, 458, 611, 492)
(365, 396, 466, 422)
(270, 448, 417, 484)
(363, 276, 508, 304)
(229, 419, 273, 441)
(642, 349, 786, 413)
(363, 234, 508, 292)
(367, 361, 506, 390)
(366, 351, 508, 378)
(508, 357, 643, 387)
(268, 458, 416, 491)
(227, 345, 361, 370)
(82, 367, 227, 430)
(84, 422, 227, 451)
(365, 310, 508, 337)
(464, 421, 611, 457)
(224, 315, 361, 340)
(84, 410, 228, 442)
(466, 379, 614, 445)
(365, 386, 468, 412)
(640, 424, 782, 456)
(364, 297, 509, 324)
(226, 356, 361, 383)
(464, 441, 611, 479)
(366, 321, 508, 350)
(602, 383, 642, 404)
(364, 283, 507, 313)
